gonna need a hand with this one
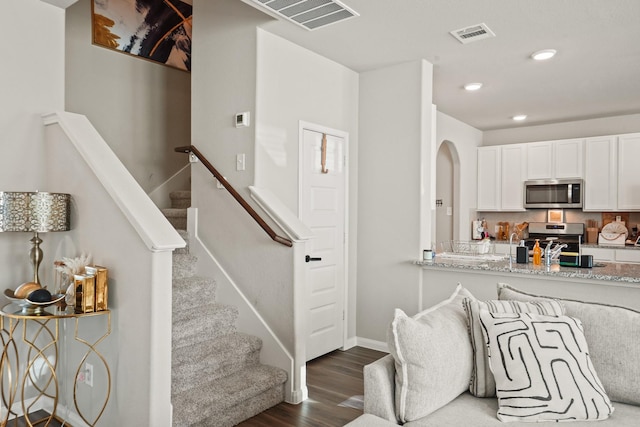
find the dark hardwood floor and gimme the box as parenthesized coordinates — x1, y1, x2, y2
(7, 410, 64, 427)
(237, 346, 387, 427)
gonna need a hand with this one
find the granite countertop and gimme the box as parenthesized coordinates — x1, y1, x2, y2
(494, 242, 640, 250)
(581, 243, 640, 250)
(415, 256, 640, 284)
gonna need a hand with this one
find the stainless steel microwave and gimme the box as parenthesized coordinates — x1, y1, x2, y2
(523, 179, 583, 209)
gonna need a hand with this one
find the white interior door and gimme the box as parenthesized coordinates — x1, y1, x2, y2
(300, 127, 346, 361)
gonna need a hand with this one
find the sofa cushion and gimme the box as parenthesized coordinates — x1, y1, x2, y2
(479, 311, 614, 422)
(387, 284, 475, 423)
(403, 392, 639, 427)
(498, 283, 640, 406)
(344, 413, 398, 427)
(462, 298, 564, 398)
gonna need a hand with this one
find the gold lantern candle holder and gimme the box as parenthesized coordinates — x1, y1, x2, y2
(85, 265, 108, 311)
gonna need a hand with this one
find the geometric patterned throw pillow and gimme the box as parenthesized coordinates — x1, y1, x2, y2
(479, 311, 614, 422)
(463, 298, 565, 398)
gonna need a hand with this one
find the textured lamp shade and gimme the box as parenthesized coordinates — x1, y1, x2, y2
(0, 192, 70, 232)
(0, 191, 71, 284)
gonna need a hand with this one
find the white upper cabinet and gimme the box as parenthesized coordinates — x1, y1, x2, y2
(584, 133, 640, 212)
(526, 142, 553, 180)
(477, 145, 526, 211)
(617, 133, 640, 210)
(583, 136, 616, 211)
(526, 139, 583, 180)
(477, 146, 501, 210)
(501, 144, 526, 211)
(554, 139, 583, 179)
(479, 133, 638, 212)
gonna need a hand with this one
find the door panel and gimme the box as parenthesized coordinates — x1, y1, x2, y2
(301, 128, 346, 361)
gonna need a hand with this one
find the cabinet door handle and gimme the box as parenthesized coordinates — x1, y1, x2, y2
(305, 255, 322, 263)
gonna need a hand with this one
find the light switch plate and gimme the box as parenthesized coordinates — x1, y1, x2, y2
(236, 153, 246, 171)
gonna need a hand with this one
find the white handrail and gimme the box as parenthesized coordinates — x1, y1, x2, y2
(249, 186, 313, 242)
(43, 111, 185, 253)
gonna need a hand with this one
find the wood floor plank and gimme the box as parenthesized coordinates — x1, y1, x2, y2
(237, 347, 387, 426)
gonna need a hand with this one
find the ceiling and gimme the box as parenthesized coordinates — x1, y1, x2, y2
(246, 0, 640, 131)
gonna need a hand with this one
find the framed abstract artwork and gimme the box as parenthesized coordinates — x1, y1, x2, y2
(92, 0, 192, 72)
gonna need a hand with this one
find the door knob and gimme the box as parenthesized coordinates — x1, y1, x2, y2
(305, 255, 322, 263)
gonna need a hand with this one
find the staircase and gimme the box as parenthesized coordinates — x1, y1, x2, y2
(163, 191, 287, 427)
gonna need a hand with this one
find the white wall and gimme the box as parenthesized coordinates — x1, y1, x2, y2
(0, 0, 65, 294)
(192, 0, 363, 352)
(436, 111, 483, 242)
(192, 0, 267, 193)
(1, 2, 174, 423)
(254, 28, 360, 343)
(357, 60, 433, 342)
(255, 29, 359, 212)
(44, 122, 171, 425)
(191, 0, 300, 351)
(483, 113, 640, 146)
(65, 0, 191, 194)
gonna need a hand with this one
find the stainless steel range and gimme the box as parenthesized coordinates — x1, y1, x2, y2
(525, 222, 585, 253)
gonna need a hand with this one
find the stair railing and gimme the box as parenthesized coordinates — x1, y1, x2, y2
(175, 145, 293, 247)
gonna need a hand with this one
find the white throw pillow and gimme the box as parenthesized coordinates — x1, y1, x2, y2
(480, 311, 614, 422)
(498, 283, 640, 405)
(463, 298, 565, 397)
(387, 284, 475, 423)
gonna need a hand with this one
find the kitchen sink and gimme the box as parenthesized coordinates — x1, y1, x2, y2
(435, 252, 507, 262)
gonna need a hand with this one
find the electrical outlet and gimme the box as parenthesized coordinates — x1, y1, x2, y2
(76, 363, 93, 386)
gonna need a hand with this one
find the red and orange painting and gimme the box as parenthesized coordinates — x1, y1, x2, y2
(92, 0, 192, 72)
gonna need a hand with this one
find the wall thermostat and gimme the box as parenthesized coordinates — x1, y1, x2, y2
(235, 112, 250, 128)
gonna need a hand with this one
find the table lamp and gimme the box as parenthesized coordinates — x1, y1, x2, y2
(0, 191, 71, 285)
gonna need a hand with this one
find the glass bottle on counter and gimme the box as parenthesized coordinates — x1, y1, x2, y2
(533, 239, 542, 266)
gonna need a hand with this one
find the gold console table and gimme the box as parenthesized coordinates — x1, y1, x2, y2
(0, 303, 111, 426)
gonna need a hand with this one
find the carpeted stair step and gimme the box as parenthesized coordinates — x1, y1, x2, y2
(172, 303, 238, 348)
(170, 190, 192, 209)
(172, 364, 287, 427)
(162, 208, 188, 230)
(173, 276, 217, 309)
(174, 230, 190, 255)
(172, 333, 262, 394)
(172, 253, 198, 279)
(165, 188, 287, 426)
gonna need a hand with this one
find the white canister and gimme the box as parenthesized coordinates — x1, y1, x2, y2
(423, 249, 433, 261)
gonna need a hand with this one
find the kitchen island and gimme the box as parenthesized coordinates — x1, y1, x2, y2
(415, 256, 640, 313)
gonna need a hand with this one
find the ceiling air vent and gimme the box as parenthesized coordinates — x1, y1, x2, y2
(450, 23, 496, 44)
(249, 0, 359, 31)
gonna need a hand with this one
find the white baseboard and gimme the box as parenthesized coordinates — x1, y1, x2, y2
(342, 336, 358, 350)
(356, 337, 389, 353)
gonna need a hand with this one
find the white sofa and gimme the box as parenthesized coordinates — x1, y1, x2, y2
(346, 284, 640, 426)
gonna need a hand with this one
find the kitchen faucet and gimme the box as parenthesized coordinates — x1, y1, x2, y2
(545, 242, 568, 265)
(509, 232, 518, 266)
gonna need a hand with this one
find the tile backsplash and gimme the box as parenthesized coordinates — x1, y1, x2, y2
(476, 211, 640, 241)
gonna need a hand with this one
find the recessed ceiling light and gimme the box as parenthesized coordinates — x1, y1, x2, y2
(464, 83, 483, 91)
(531, 49, 557, 61)
(513, 115, 527, 121)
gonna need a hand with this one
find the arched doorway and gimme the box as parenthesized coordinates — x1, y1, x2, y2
(435, 140, 461, 248)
